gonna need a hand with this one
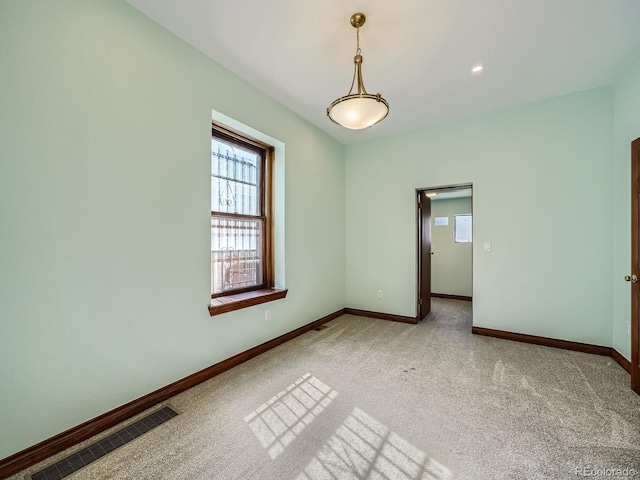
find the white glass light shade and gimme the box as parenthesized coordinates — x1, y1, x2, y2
(327, 94, 389, 130)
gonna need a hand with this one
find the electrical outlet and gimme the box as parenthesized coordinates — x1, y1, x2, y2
(265, 309, 271, 321)
(377, 290, 383, 299)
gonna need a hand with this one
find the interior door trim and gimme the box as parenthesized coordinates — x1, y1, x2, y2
(416, 183, 473, 321)
(631, 137, 640, 394)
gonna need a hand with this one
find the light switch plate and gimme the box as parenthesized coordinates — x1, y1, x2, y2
(483, 241, 491, 252)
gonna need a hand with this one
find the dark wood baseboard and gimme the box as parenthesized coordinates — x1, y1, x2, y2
(0, 308, 346, 480)
(4, 310, 632, 479)
(344, 308, 418, 324)
(612, 348, 632, 374)
(431, 293, 472, 302)
(472, 326, 633, 374)
(471, 326, 611, 356)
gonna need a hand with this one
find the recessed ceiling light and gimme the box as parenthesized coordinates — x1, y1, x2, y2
(426, 192, 438, 198)
(471, 64, 484, 74)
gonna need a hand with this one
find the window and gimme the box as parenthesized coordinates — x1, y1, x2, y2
(211, 124, 273, 297)
(454, 214, 472, 243)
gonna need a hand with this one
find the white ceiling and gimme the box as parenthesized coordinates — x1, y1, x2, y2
(125, 0, 640, 145)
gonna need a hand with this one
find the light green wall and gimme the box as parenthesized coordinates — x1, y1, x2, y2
(612, 53, 640, 361)
(0, 0, 634, 463)
(431, 198, 473, 297)
(0, 0, 345, 459)
(346, 87, 614, 345)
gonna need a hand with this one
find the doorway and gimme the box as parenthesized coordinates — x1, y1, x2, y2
(417, 184, 473, 322)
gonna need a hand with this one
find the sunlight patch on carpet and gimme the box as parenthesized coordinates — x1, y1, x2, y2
(295, 408, 453, 480)
(244, 373, 339, 459)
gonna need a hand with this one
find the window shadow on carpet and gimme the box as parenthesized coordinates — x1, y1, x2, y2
(244, 373, 339, 459)
(296, 407, 453, 480)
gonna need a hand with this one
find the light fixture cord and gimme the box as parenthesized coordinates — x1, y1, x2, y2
(347, 25, 361, 96)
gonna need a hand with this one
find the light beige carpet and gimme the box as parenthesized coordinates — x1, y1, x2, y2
(12, 299, 640, 479)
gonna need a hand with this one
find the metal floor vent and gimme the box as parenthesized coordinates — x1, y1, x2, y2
(313, 325, 328, 331)
(29, 406, 178, 480)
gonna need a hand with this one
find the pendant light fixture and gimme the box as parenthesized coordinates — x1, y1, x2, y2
(327, 13, 389, 130)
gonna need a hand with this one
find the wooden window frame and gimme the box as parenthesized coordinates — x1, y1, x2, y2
(209, 122, 286, 316)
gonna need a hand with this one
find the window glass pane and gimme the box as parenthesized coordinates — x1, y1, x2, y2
(211, 138, 260, 216)
(211, 216, 263, 294)
(454, 214, 472, 243)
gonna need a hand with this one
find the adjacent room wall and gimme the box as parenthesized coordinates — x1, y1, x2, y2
(431, 197, 473, 297)
(612, 53, 640, 361)
(346, 87, 614, 347)
(0, 0, 345, 459)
